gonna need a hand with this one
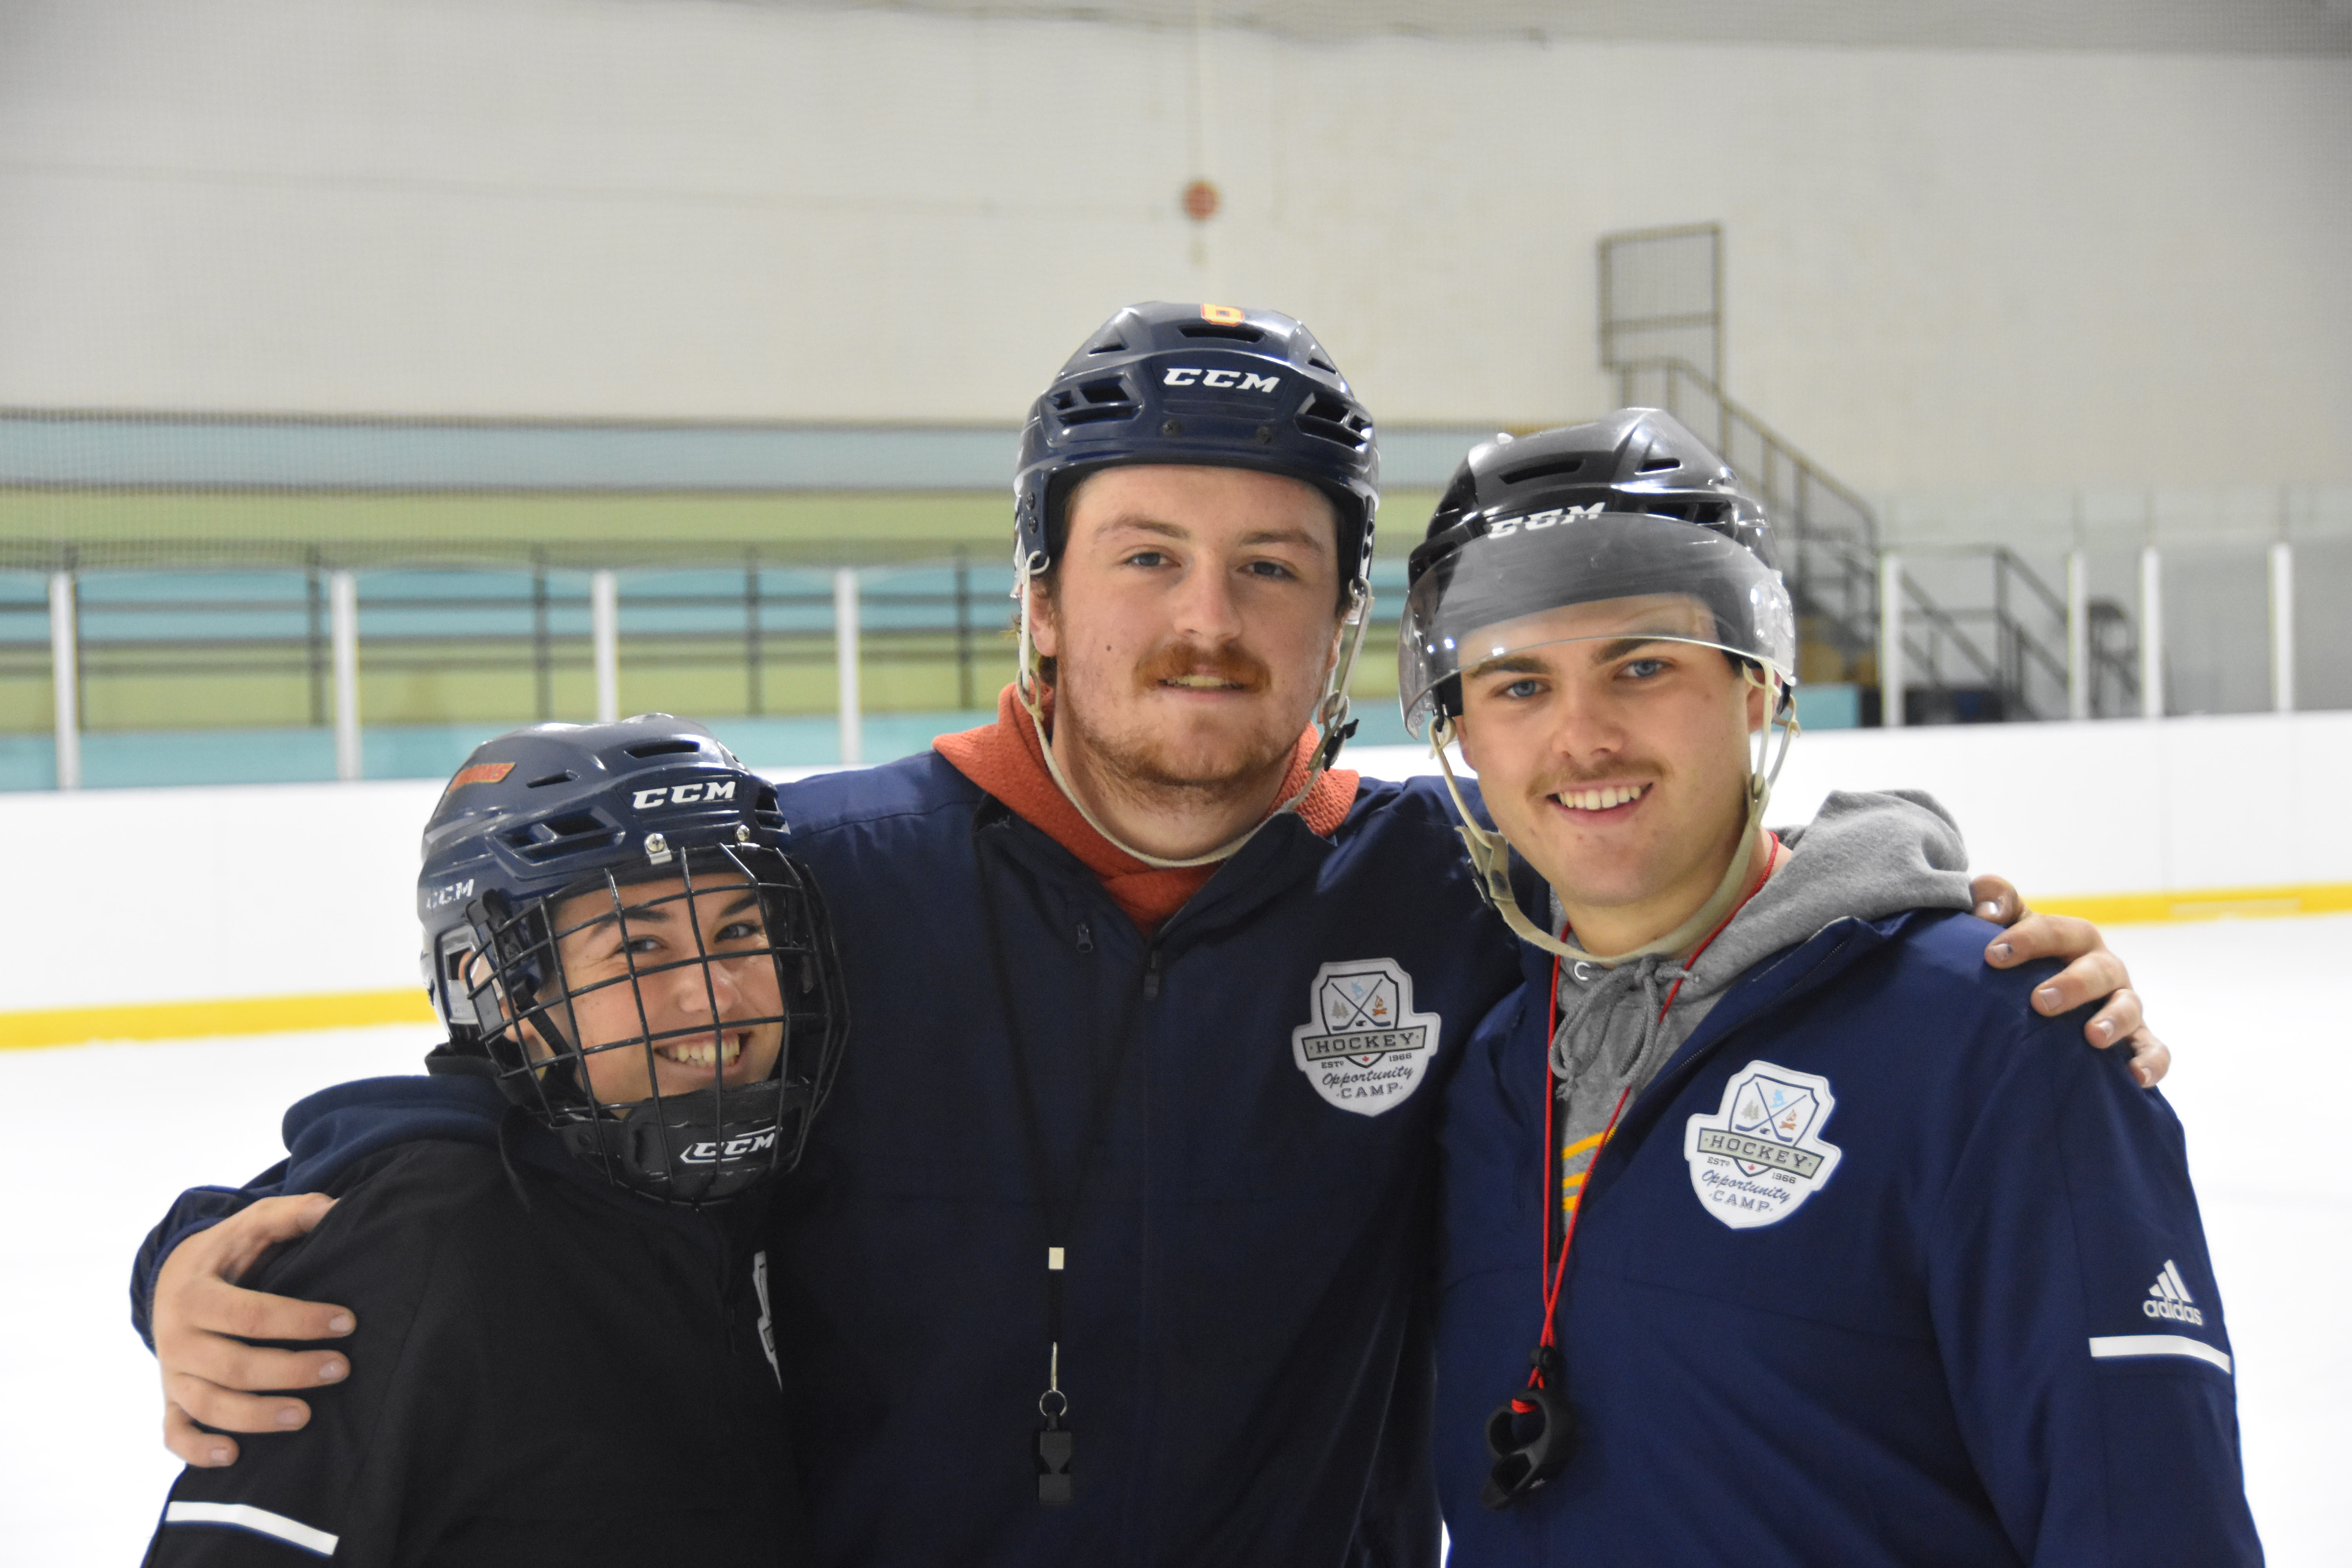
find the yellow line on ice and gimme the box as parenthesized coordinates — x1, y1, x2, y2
(2033, 881, 2352, 927)
(7, 877, 2350, 1050)
(0, 989, 436, 1051)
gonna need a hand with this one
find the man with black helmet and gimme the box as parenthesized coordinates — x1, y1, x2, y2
(141, 717, 846, 1564)
(130, 307, 2159, 1568)
(1410, 413, 2259, 1564)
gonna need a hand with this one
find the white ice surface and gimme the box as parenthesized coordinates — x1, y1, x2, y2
(1, 918, 2343, 1564)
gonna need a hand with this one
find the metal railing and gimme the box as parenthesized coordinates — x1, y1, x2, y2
(1882, 549, 2070, 722)
(0, 540, 1422, 787)
(1614, 359, 1882, 681)
(1611, 358, 2174, 725)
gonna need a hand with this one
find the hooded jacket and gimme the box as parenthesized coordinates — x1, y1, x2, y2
(1542, 791, 1975, 1207)
(1436, 791, 2260, 1566)
(135, 694, 1523, 1568)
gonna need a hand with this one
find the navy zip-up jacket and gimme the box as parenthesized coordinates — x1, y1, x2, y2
(137, 753, 1522, 1568)
(1436, 907, 2261, 1566)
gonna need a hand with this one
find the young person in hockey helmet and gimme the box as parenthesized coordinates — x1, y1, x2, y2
(1412, 413, 2258, 1565)
(418, 716, 845, 1205)
(138, 310, 2165, 1568)
(143, 717, 844, 1566)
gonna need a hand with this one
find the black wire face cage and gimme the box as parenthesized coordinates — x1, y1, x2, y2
(458, 842, 846, 1205)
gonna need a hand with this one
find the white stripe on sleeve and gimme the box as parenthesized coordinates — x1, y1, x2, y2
(2087, 1334, 2232, 1374)
(163, 1501, 339, 1556)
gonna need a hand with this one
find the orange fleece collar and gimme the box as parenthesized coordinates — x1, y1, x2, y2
(933, 684, 1360, 936)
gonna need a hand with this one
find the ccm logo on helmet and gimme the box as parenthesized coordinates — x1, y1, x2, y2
(1162, 368, 1281, 392)
(631, 781, 737, 811)
(421, 878, 475, 911)
(680, 1127, 779, 1164)
(1487, 503, 1604, 540)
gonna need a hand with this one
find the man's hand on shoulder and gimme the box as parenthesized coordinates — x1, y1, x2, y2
(1969, 873, 2169, 1089)
(157, 1194, 357, 1467)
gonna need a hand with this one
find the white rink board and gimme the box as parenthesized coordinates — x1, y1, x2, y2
(2, 917, 2342, 1563)
(2, 710, 2349, 1017)
(1357, 706, 2352, 901)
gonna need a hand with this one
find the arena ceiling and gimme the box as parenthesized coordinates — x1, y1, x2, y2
(743, 0, 2352, 54)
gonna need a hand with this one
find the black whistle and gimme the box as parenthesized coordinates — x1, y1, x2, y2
(1035, 1422, 1074, 1505)
(1481, 1347, 1576, 1511)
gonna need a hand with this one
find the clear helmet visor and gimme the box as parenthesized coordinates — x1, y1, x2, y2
(1399, 509, 1797, 738)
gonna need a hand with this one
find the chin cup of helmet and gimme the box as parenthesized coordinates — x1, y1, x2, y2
(557, 1078, 818, 1206)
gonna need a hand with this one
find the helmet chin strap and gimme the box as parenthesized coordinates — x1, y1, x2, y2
(1428, 670, 1800, 967)
(1011, 552, 1369, 871)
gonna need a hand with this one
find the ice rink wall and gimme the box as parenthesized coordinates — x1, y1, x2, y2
(3, 709, 2347, 1048)
(1, 0, 2346, 495)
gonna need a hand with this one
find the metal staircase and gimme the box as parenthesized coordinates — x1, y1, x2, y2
(1611, 358, 2134, 723)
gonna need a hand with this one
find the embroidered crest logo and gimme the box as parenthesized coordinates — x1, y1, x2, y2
(1682, 1060, 1843, 1229)
(1290, 959, 1442, 1116)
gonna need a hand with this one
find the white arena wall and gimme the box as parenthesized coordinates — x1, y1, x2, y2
(2, 708, 2347, 1038)
(0, 0, 2345, 494)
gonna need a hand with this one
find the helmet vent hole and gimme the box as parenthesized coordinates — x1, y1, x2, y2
(1177, 322, 1265, 342)
(1085, 332, 1127, 355)
(505, 811, 622, 863)
(526, 771, 575, 788)
(1295, 394, 1371, 451)
(622, 740, 701, 759)
(1307, 353, 1336, 372)
(1639, 451, 1681, 472)
(1052, 377, 1139, 426)
(1498, 456, 1588, 486)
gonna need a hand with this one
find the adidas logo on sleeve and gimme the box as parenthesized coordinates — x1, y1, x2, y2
(2142, 1259, 2205, 1326)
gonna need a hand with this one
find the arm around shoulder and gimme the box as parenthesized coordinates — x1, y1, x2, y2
(146, 1151, 461, 1564)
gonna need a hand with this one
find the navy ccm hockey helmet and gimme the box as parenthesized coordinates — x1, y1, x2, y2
(1399, 408, 1797, 739)
(1015, 301, 1380, 587)
(417, 717, 846, 1205)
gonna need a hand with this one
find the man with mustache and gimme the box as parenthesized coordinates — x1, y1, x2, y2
(1413, 414, 2255, 1564)
(131, 303, 2158, 1566)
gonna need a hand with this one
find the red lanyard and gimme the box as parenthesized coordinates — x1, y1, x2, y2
(1519, 833, 1781, 1401)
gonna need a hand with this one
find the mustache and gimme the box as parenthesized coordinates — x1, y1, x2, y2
(1134, 641, 1271, 693)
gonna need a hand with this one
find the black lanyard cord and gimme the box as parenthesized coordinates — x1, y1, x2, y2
(971, 811, 1152, 1505)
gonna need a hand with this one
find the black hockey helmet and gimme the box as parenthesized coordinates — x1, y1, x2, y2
(417, 716, 847, 1205)
(1014, 301, 1379, 587)
(1398, 409, 1796, 738)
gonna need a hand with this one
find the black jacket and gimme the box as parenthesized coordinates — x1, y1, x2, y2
(143, 1114, 802, 1567)
(137, 758, 1526, 1566)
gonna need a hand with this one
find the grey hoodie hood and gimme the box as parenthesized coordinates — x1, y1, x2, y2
(1546, 789, 1975, 1163)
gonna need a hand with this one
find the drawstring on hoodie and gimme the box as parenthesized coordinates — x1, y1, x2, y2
(1483, 833, 1780, 1512)
(1549, 835, 1783, 1132)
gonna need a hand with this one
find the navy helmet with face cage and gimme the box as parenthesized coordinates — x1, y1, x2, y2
(417, 716, 847, 1205)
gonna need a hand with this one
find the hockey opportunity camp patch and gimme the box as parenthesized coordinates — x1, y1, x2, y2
(1290, 959, 1441, 1117)
(1683, 1061, 1844, 1229)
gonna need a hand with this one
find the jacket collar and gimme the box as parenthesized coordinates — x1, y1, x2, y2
(937, 682, 1358, 936)
(1601, 909, 1933, 1152)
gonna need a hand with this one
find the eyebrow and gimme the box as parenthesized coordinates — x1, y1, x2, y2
(572, 887, 760, 938)
(1466, 635, 1697, 685)
(1098, 515, 1326, 551)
